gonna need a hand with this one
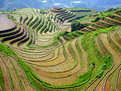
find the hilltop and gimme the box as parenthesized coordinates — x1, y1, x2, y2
(0, 7, 121, 91)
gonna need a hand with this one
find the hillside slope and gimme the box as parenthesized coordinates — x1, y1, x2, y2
(0, 8, 121, 91)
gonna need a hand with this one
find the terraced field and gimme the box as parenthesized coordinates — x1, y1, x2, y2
(67, 8, 97, 22)
(0, 7, 121, 91)
(80, 9, 121, 34)
(50, 7, 76, 23)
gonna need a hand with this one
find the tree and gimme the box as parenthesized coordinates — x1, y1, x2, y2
(71, 20, 88, 32)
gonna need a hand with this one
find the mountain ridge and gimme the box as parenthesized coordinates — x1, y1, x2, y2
(0, 0, 121, 11)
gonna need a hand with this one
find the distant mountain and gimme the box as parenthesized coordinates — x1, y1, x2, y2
(111, 4, 121, 9)
(92, 0, 121, 11)
(0, 0, 47, 11)
(0, 0, 121, 11)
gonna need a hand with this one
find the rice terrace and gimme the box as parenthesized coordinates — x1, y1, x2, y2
(0, 4, 121, 91)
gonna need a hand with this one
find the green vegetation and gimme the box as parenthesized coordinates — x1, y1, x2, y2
(91, 12, 114, 22)
(36, 19, 44, 33)
(97, 35, 110, 56)
(0, 67, 5, 91)
(0, 43, 50, 90)
(10, 58, 25, 91)
(107, 32, 121, 56)
(51, 7, 75, 22)
(105, 8, 117, 12)
(53, 30, 83, 44)
(79, 15, 93, 24)
(68, 41, 77, 66)
(8, 67, 15, 91)
(81, 27, 115, 79)
(0, 7, 121, 91)
(115, 9, 121, 15)
(3, 26, 115, 90)
(71, 20, 89, 32)
(0, 43, 16, 56)
(32, 18, 42, 29)
(75, 39, 83, 68)
(66, 31, 83, 39)
(26, 16, 33, 25)
(67, 8, 97, 21)
(40, 22, 48, 33)
(62, 44, 66, 58)
(57, 47, 60, 57)
(29, 17, 39, 27)
(8, 15, 16, 21)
